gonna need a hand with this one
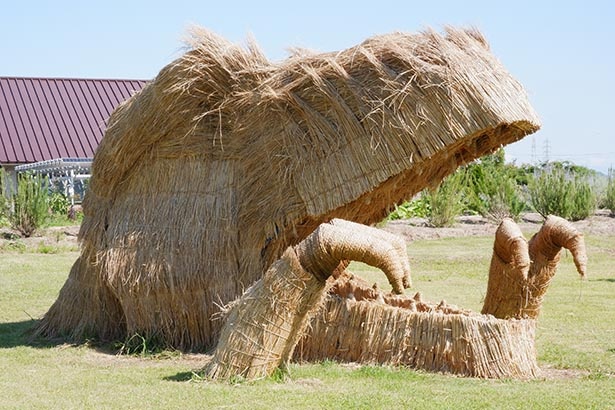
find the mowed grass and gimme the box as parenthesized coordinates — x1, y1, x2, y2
(1, 233, 614, 409)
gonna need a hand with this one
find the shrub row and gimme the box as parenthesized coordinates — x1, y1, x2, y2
(389, 152, 609, 227)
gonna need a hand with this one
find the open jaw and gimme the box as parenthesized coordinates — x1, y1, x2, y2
(205, 216, 587, 380)
(266, 120, 538, 269)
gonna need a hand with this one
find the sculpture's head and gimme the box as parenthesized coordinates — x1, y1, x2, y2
(88, 27, 539, 262)
(226, 27, 540, 253)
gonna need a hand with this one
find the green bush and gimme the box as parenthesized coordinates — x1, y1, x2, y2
(383, 153, 602, 225)
(569, 177, 597, 220)
(9, 172, 49, 237)
(529, 165, 596, 221)
(48, 191, 69, 216)
(386, 195, 430, 221)
(425, 172, 465, 227)
(605, 167, 615, 216)
(463, 150, 527, 222)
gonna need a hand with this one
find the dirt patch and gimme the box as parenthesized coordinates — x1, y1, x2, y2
(0, 225, 80, 252)
(538, 366, 591, 380)
(381, 211, 615, 242)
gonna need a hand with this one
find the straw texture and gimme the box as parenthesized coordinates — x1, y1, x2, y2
(37, 26, 540, 350)
(481, 219, 531, 319)
(296, 274, 539, 379)
(204, 248, 327, 380)
(297, 216, 585, 379)
(205, 220, 411, 379)
(295, 219, 411, 291)
(482, 216, 587, 319)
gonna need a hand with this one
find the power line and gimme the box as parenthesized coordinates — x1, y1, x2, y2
(545, 152, 615, 158)
(507, 152, 615, 159)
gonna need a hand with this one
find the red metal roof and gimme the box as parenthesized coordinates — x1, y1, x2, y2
(0, 77, 146, 164)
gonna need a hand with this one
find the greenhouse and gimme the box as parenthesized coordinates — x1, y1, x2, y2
(14, 158, 92, 204)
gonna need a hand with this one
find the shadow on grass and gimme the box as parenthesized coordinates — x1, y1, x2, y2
(0, 319, 65, 349)
(591, 278, 615, 283)
(163, 371, 200, 382)
(2, 320, 212, 383)
(0, 319, 113, 352)
(0, 320, 213, 358)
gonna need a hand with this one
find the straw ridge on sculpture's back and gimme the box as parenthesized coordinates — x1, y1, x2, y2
(37, 26, 540, 352)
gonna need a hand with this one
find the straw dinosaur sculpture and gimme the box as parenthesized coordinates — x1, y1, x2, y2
(206, 216, 586, 379)
(36, 27, 585, 379)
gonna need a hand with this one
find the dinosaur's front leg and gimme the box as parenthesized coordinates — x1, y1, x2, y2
(482, 216, 587, 319)
(295, 219, 412, 291)
(203, 219, 411, 380)
(523, 215, 587, 318)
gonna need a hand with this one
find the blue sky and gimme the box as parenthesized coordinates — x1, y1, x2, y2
(2, 0, 613, 173)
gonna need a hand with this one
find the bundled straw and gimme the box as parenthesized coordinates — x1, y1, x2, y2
(296, 297, 539, 379)
(296, 217, 586, 379)
(37, 26, 540, 351)
(480, 219, 531, 319)
(295, 271, 540, 379)
(482, 215, 587, 319)
(204, 219, 410, 379)
(204, 248, 327, 380)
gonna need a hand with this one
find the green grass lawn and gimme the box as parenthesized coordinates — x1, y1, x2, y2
(1, 232, 614, 409)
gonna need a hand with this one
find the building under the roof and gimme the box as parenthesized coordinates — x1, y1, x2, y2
(0, 76, 146, 197)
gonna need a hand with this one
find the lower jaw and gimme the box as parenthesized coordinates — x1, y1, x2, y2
(296, 272, 540, 379)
